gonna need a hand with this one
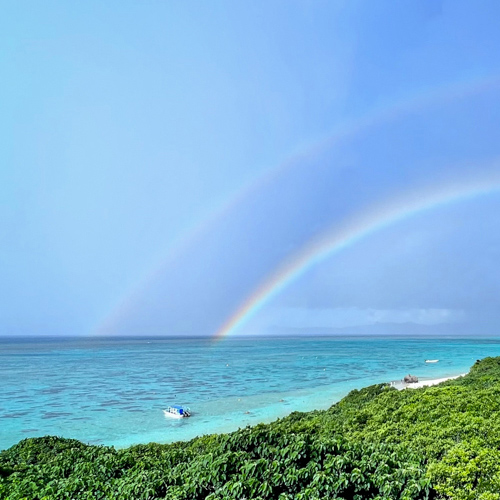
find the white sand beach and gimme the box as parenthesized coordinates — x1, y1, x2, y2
(405, 373, 467, 389)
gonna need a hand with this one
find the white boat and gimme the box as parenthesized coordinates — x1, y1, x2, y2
(425, 359, 439, 363)
(163, 405, 191, 419)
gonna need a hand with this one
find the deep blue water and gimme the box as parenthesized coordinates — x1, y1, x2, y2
(1, 335, 500, 451)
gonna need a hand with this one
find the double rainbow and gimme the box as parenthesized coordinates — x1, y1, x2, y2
(93, 73, 500, 337)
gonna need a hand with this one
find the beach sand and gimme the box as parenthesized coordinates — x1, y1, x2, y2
(404, 373, 467, 389)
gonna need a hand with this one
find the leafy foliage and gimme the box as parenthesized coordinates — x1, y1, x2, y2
(3, 357, 500, 499)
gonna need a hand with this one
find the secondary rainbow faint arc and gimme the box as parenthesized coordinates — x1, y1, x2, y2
(213, 168, 500, 341)
(93, 73, 500, 336)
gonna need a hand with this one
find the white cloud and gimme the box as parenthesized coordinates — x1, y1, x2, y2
(268, 306, 465, 329)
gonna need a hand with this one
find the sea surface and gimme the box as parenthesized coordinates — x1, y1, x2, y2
(1, 335, 500, 451)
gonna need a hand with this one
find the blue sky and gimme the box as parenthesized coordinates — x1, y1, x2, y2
(2, 1, 500, 337)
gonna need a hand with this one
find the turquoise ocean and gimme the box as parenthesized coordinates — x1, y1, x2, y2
(2, 335, 500, 451)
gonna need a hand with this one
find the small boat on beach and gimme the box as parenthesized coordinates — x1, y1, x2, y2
(425, 359, 439, 363)
(163, 405, 191, 419)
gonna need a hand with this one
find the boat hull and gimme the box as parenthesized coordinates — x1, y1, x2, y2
(163, 410, 185, 419)
(163, 408, 190, 418)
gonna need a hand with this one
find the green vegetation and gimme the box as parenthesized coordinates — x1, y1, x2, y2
(3, 357, 500, 499)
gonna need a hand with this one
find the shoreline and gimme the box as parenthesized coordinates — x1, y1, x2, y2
(0, 370, 472, 452)
(1, 369, 473, 452)
(4, 332, 492, 451)
(392, 372, 468, 390)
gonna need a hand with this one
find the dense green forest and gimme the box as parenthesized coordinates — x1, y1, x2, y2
(3, 357, 500, 499)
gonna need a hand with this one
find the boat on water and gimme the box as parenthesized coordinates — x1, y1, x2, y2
(163, 405, 191, 419)
(425, 359, 439, 363)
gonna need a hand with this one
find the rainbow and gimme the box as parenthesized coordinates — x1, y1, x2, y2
(92, 73, 500, 336)
(213, 164, 500, 340)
